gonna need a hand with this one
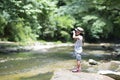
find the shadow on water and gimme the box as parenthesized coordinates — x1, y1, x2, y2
(20, 72, 53, 80)
(82, 53, 112, 61)
(83, 45, 120, 61)
(43, 46, 74, 60)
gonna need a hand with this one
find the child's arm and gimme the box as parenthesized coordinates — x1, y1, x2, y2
(72, 31, 80, 39)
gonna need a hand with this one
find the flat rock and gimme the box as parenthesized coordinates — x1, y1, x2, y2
(51, 69, 114, 80)
(98, 70, 120, 80)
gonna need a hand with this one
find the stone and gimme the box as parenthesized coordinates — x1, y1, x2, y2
(51, 69, 114, 80)
(88, 59, 98, 65)
(98, 70, 120, 80)
(115, 65, 120, 72)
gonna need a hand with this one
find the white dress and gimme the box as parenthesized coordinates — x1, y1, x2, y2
(74, 35, 83, 54)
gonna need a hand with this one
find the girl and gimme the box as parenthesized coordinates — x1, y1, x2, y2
(72, 27, 84, 72)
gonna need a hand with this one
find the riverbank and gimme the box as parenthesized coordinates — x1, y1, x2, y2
(1, 41, 120, 51)
(0, 41, 120, 55)
(0, 41, 74, 53)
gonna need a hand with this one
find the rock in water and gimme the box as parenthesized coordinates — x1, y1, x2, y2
(51, 69, 114, 80)
(88, 59, 98, 65)
(98, 70, 120, 80)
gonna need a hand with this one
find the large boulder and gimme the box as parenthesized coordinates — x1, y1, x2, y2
(51, 69, 114, 80)
(98, 70, 120, 80)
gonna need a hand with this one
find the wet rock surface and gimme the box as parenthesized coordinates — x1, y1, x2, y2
(51, 69, 115, 80)
(98, 70, 120, 80)
(97, 61, 120, 80)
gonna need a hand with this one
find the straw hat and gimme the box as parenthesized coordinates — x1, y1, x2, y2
(77, 27, 84, 32)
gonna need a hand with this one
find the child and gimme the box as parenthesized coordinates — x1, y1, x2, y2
(72, 27, 84, 72)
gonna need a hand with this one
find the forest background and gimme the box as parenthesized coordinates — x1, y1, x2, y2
(0, 0, 120, 43)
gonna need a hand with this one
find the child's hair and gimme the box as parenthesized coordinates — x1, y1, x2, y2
(80, 31, 84, 36)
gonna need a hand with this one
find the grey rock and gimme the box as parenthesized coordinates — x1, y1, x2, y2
(51, 69, 114, 80)
(88, 59, 98, 65)
(98, 70, 120, 80)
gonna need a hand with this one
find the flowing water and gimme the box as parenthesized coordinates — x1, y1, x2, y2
(0, 46, 74, 80)
(0, 45, 117, 80)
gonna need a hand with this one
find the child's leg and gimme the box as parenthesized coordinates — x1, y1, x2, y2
(76, 53, 82, 71)
(77, 60, 81, 71)
(72, 53, 81, 72)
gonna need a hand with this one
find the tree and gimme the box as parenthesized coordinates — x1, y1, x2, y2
(59, 0, 120, 42)
(0, 0, 120, 42)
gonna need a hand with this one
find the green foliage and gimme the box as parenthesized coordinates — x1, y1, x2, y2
(91, 19, 105, 39)
(54, 15, 75, 41)
(55, 15, 75, 29)
(0, 14, 7, 36)
(61, 0, 120, 41)
(5, 18, 31, 42)
(0, 0, 120, 42)
(0, 0, 57, 42)
(60, 31, 70, 41)
(82, 15, 113, 39)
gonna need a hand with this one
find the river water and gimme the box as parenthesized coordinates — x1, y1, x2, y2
(0, 45, 117, 80)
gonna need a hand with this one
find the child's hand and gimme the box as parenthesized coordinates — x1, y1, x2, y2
(72, 30, 75, 34)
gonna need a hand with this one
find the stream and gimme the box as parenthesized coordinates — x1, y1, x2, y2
(0, 44, 119, 80)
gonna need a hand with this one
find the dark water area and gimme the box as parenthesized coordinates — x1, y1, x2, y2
(0, 45, 119, 80)
(20, 72, 53, 80)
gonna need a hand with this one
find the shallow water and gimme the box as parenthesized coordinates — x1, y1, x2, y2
(0, 45, 117, 80)
(0, 46, 74, 80)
